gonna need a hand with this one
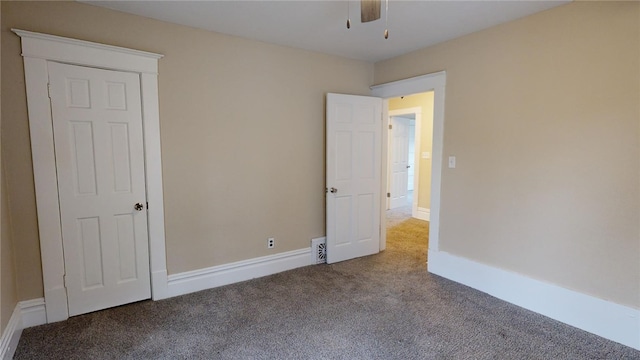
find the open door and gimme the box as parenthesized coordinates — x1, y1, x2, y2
(326, 93, 382, 264)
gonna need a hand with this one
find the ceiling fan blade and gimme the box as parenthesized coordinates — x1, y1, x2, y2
(361, 0, 381, 23)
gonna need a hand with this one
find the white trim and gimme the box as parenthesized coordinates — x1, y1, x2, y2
(0, 306, 22, 360)
(371, 71, 447, 99)
(428, 250, 640, 350)
(372, 71, 446, 252)
(415, 207, 430, 221)
(19, 298, 47, 328)
(379, 100, 389, 251)
(0, 298, 48, 360)
(140, 72, 169, 301)
(167, 248, 313, 298)
(13, 29, 167, 321)
(12, 29, 161, 74)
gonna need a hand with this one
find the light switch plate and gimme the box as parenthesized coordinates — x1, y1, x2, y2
(448, 156, 456, 168)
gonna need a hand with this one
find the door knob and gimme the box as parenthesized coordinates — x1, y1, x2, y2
(406, 165, 411, 168)
(330, 187, 338, 193)
(134, 203, 144, 211)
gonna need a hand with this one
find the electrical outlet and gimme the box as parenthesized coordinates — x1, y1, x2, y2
(267, 237, 275, 248)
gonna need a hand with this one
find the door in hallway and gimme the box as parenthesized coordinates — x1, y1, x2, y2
(390, 116, 410, 209)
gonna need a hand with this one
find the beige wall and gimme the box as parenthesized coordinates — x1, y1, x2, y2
(388, 92, 434, 209)
(1, 0, 19, 332)
(375, 1, 640, 308)
(1, 165, 18, 332)
(1, 1, 373, 300)
(3, 0, 637, 311)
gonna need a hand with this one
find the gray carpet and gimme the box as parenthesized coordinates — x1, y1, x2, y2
(15, 217, 639, 359)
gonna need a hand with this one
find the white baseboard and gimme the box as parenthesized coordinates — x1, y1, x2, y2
(167, 248, 313, 298)
(0, 306, 22, 360)
(0, 298, 47, 360)
(428, 250, 640, 350)
(414, 207, 430, 221)
(19, 298, 47, 328)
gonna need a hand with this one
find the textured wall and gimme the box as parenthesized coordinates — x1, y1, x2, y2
(375, 1, 640, 308)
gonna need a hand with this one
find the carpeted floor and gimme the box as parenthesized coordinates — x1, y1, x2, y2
(14, 215, 639, 359)
(385, 204, 414, 228)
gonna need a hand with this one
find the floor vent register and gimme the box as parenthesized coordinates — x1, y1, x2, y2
(311, 237, 327, 264)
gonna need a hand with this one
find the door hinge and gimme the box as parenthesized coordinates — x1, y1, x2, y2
(47, 83, 52, 99)
(388, 124, 392, 130)
(387, 192, 391, 198)
(63, 274, 67, 288)
(146, 201, 149, 209)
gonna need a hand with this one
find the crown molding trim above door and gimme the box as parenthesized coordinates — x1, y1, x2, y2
(13, 29, 168, 323)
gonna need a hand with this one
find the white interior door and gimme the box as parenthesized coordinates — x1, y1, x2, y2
(326, 93, 382, 264)
(48, 62, 151, 316)
(407, 121, 416, 191)
(390, 116, 410, 209)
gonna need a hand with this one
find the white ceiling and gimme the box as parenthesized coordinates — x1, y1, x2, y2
(83, 0, 570, 63)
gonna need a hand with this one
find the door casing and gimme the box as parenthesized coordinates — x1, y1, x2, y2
(14, 29, 168, 323)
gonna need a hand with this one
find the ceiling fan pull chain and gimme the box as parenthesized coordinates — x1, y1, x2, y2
(384, 0, 389, 39)
(347, 0, 352, 29)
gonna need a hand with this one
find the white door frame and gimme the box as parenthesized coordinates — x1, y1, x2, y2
(14, 29, 169, 323)
(372, 71, 446, 254)
(387, 107, 422, 218)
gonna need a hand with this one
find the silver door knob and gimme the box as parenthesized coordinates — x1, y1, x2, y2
(330, 187, 338, 193)
(134, 203, 144, 211)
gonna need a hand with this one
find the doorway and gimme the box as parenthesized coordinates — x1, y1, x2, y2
(386, 92, 434, 231)
(16, 29, 167, 323)
(372, 71, 446, 258)
(325, 72, 445, 264)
